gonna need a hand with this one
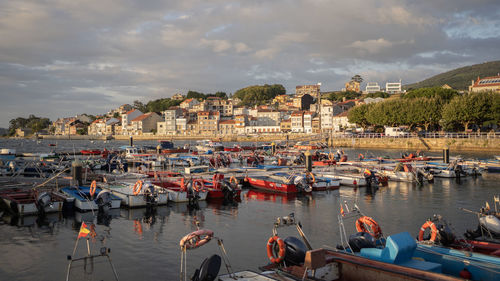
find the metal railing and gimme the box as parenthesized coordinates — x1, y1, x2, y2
(328, 132, 500, 139)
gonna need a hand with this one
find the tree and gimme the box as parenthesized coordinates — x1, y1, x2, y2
(186, 90, 206, 100)
(347, 104, 372, 128)
(351, 74, 363, 83)
(215, 91, 227, 99)
(327, 91, 361, 102)
(8, 115, 51, 135)
(403, 87, 458, 101)
(365, 92, 389, 99)
(133, 100, 147, 112)
(113, 112, 120, 118)
(233, 84, 285, 106)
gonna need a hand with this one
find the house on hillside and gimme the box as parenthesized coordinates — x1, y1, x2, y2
(469, 75, 500, 93)
(129, 112, 163, 135)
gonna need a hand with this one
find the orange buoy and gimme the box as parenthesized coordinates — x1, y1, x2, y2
(266, 235, 286, 263)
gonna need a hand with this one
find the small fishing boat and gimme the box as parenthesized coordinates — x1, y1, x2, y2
(224, 145, 243, 152)
(152, 179, 208, 203)
(101, 180, 169, 207)
(201, 174, 242, 199)
(0, 189, 69, 215)
(80, 149, 101, 155)
(245, 175, 300, 193)
(61, 185, 121, 211)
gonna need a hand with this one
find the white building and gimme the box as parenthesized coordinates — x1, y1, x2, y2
(385, 80, 402, 94)
(303, 112, 314, 134)
(365, 82, 381, 93)
(121, 109, 143, 135)
(291, 111, 304, 133)
(332, 112, 355, 131)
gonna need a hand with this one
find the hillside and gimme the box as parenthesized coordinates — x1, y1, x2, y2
(405, 61, 500, 90)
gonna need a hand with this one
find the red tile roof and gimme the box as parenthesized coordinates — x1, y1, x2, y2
(131, 112, 154, 122)
(219, 120, 236, 124)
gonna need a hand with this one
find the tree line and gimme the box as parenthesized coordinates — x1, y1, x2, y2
(8, 115, 51, 136)
(348, 88, 500, 132)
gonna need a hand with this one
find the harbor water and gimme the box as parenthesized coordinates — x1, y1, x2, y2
(0, 139, 499, 280)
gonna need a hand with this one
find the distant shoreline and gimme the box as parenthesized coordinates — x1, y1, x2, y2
(3, 134, 499, 152)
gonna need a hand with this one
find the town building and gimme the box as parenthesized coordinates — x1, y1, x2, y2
(296, 84, 320, 98)
(291, 111, 304, 133)
(332, 111, 355, 131)
(180, 98, 200, 110)
(129, 112, 163, 135)
(157, 108, 183, 135)
(303, 112, 315, 133)
(280, 119, 291, 133)
(219, 120, 237, 135)
(15, 128, 32, 137)
(469, 75, 500, 93)
(175, 118, 187, 135)
(89, 118, 108, 136)
(365, 82, 381, 93)
(344, 80, 361, 92)
(385, 80, 402, 94)
(172, 93, 184, 100)
(292, 94, 314, 111)
(121, 109, 143, 135)
(197, 111, 220, 135)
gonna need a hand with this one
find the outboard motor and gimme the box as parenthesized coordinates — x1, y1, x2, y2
(191, 254, 221, 281)
(142, 183, 158, 205)
(36, 192, 53, 214)
(294, 176, 308, 193)
(283, 236, 308, 266)
(95, 190, 112, 212)
(221, 180, 235, 203)
(348, 232, 376, 252)
(436, 222, 456, 246)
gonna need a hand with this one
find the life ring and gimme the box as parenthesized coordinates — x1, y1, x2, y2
(356, 216, 382, 238)
(266, 235, 286, 263)
(230, 176, 238, 185)
(132, 180, 143, 195)
(418, 220, 438, 242)
(328, 152, 334, 161)
(180, 178, 186, 191)
(193, 179, 204, 192)
(90, 180, 97, 196)
(179, 229, 214, 250)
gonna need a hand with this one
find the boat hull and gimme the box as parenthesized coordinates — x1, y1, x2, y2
(246, 177, 298, 193)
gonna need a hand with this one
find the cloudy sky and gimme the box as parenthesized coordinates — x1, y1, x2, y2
(1, 0, 499, 127)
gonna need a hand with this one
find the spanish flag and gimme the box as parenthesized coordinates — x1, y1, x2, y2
(78, 222, 90, 238)
(340, 205, 345, 217)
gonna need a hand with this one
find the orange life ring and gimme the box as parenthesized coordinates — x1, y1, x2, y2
(193, 179, 204, 192)
(356, 216, 382, 238)
(266, 235, 286, 264)
(180, 178, 186, 191)
(132, 180, 143, 195)
(179, 229, 214, 250)
(230, 176, 238, 185)
(418, 221, 438, 242)
(89, 180, 97, 196)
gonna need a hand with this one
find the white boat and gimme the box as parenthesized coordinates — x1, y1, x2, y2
(195, 140, 224, 153)
(165, 187, 208, 203)
(381, 170, 416, 182)
(0, 190, 67, 215)
(185, 165, 210, 174)
(102, 181, 168, 207)
(61, 186, 121, 211)
(318, 173, 367, 186)
(480, 215, 500, 235)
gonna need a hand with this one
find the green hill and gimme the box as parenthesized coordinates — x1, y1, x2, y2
(405, 61, 500, 90)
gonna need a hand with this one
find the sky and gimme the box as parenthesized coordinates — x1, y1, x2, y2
(0, 0, 499, 127)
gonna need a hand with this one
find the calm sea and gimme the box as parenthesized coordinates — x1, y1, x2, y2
(0, 139, 498, 280)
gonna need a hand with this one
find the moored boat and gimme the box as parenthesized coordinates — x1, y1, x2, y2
(101, 180, 169, 207)
(61, 185, 121, 211)
(0, 189, 68, 215)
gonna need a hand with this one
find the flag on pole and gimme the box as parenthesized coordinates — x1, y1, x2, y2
(485, 202, 490, 211)
(340, 205, 345, 217)
(78, 222, 91, 238)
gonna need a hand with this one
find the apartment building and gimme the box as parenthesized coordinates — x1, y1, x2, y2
(291, 111, 304, 133)
(197, 111, 220, 135)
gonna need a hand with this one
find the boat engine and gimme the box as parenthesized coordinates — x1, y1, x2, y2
(221, 180, 235, 203)
(142, 183, 158, 205)
(36, 192, 53, 214)
(436, 222, 456, 246)
(191, 254, 221, 281)
(348, 232, 376, 252)
(95, 190, 112, 211)
(283, 236, 308, 265)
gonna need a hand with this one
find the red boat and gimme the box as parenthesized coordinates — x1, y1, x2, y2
(201, 174, 242, 199)
(245, 176, 298, 193)
(245, 189, 297, 203)
(161, 148, 189, 154)
(145, 171, 182, 178)
(224, 147, 243, 152)
(450, 239, 500, 257)
(313, 160, 336, 166)
(241, 146, 257, 151)
(80, 149, 101, 155)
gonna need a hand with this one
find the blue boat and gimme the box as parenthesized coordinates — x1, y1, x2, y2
(61, 186, 121, 211)
(358, 232, 500, 280)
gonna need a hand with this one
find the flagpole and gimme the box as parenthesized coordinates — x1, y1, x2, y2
(67, 222, 84, 281)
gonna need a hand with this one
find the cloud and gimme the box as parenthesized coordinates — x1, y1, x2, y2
(0, 0, 500, 126)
